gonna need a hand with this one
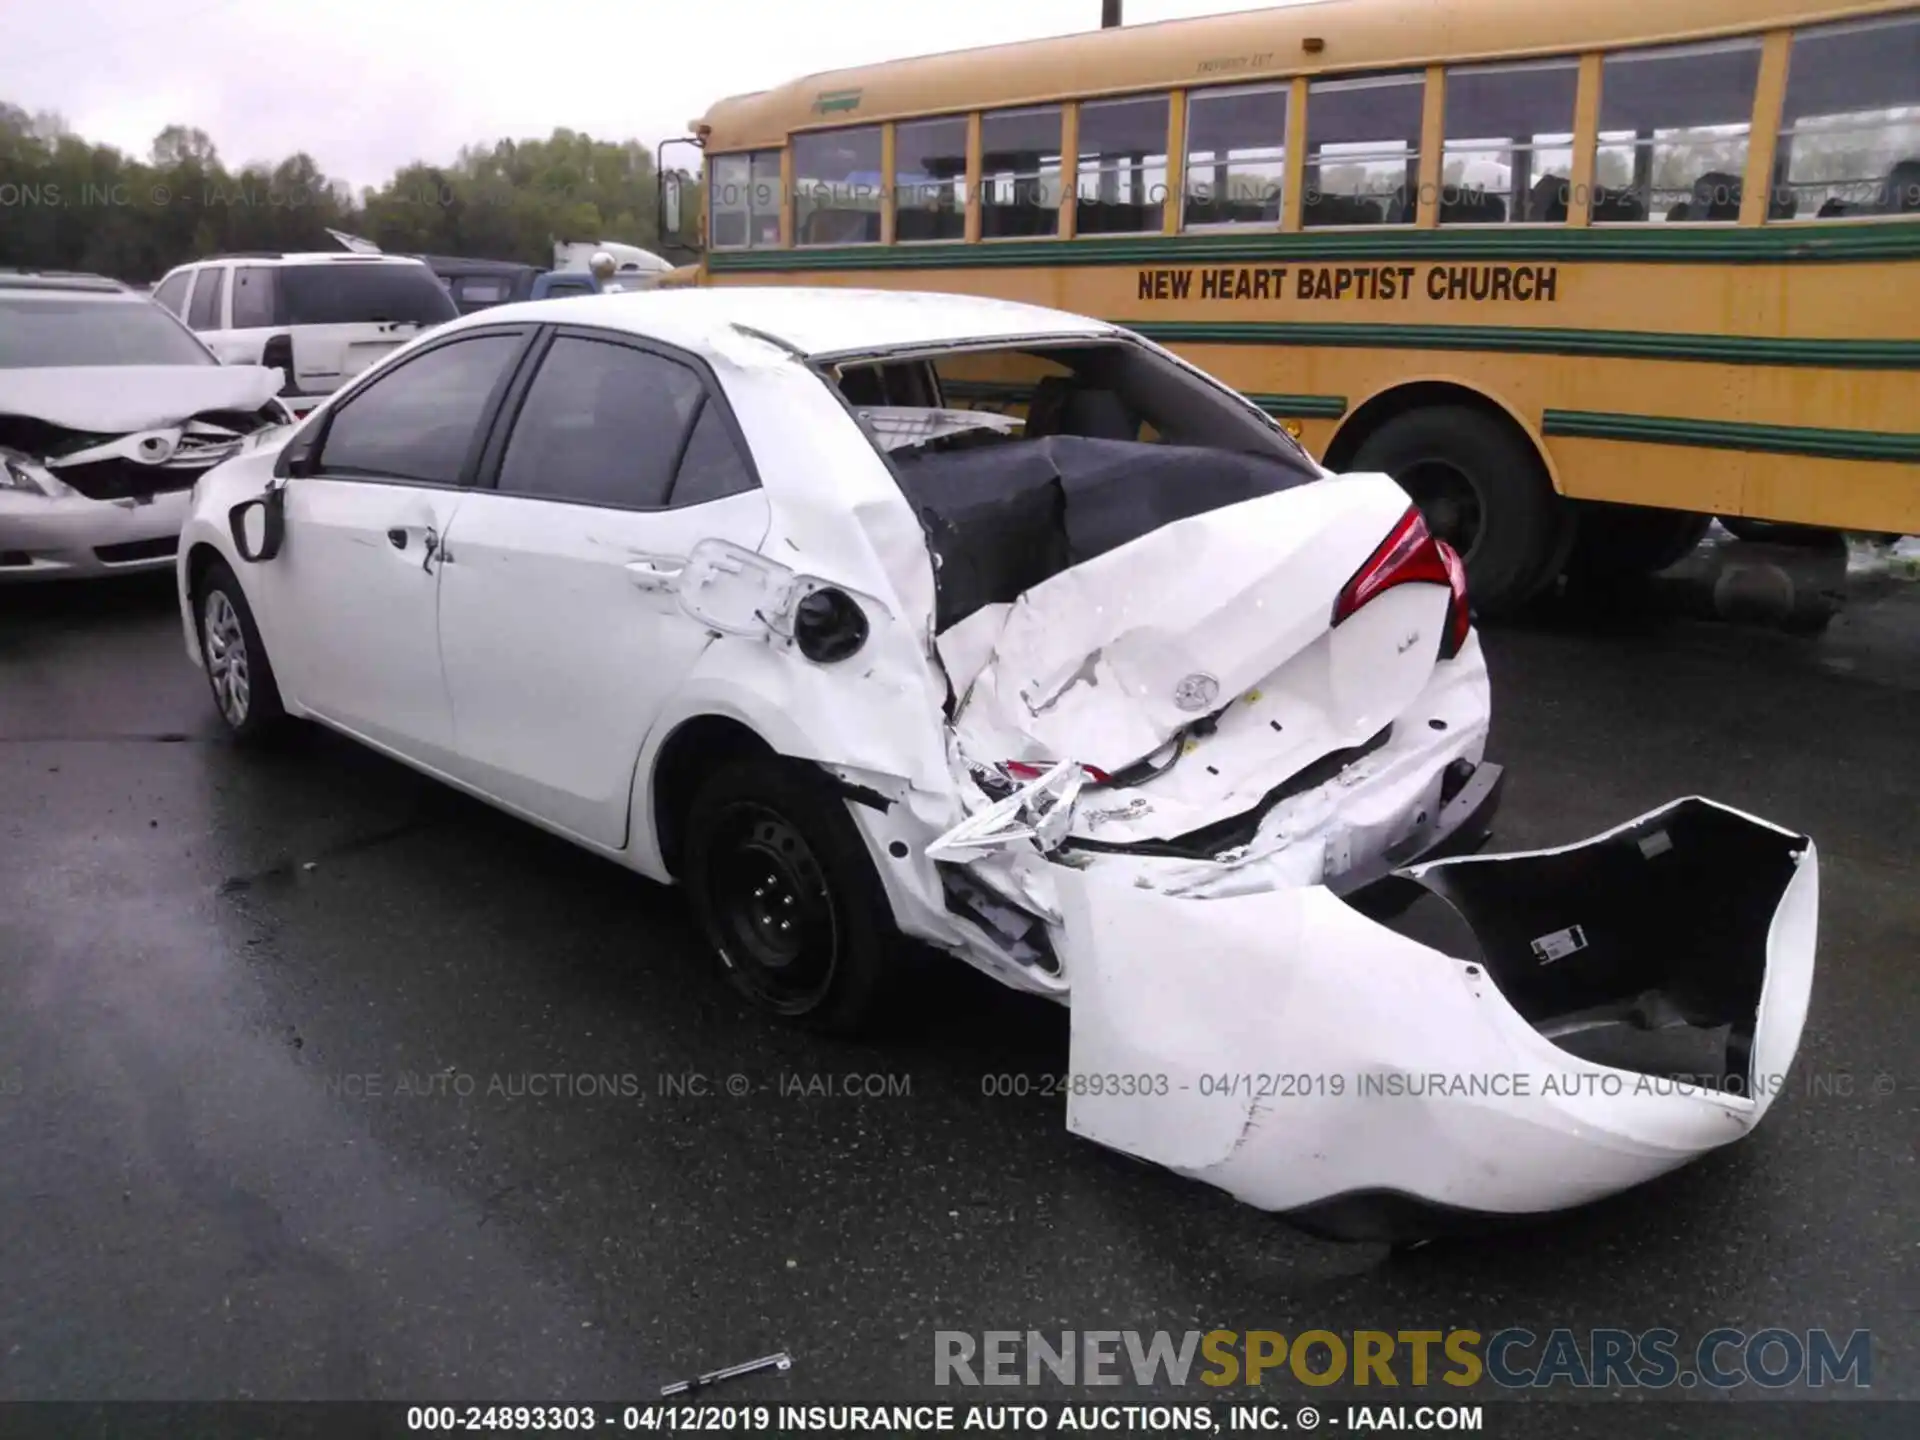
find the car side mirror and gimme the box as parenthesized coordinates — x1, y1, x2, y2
(229, 485, 286, 563)
(274, 419, 323, 479)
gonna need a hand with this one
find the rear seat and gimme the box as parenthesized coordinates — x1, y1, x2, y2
(1074, 198, 1162, 234)
(1590, 187, 1646, 222)
(895, 208, 962, 241)
(1664, 171, 1743, 222)
(1529, 175, 1572, 222)
(1881, 159, 1920, 212)
(1183, 195, 1281, 226)
(1440, 190, 1507, 224)
(1302, 193, 1385, 226)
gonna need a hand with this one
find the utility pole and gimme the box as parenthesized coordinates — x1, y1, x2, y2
(1102, 0, 1121, 28)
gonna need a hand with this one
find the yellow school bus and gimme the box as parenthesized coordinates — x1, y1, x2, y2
(668, 0, 1920, 613)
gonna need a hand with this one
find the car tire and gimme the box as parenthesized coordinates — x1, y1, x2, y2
(1566, 502, 1714, 580)
(195, 557, 287, 743)
(681, 756, 904, 1035)
(1349, 406, 1570, 619)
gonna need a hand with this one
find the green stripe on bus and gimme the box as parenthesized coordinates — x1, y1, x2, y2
(941, 378, 1348, 418)
(1252, 393, 1348, 419)
(708, 221, 1920, 271)
(1541, 410, 1920, 464)
(1120, 321, 1919, 370)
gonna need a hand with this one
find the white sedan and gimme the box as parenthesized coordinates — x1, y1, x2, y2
(175, 287, 1817, 1240)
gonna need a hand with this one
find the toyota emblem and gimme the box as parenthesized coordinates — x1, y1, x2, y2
(1173, 673, 1220, 712)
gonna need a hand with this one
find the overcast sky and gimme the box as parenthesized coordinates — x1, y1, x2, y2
(3, 0, 1306, 192)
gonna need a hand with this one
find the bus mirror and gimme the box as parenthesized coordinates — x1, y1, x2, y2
(663, 175, 683, 237)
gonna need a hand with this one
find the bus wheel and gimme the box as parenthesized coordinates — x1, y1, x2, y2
(1567, 503, 1713, 580)
(1349, 406, 1568, 619)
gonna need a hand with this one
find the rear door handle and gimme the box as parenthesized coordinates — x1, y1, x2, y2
(626, 558, 685, 591)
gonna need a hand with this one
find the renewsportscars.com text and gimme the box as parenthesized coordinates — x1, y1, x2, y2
(934, 1328, 1871, 1390)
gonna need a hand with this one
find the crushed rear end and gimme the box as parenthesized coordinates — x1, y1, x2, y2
(899, 436, 1812, 1235)
(810, 327, 1818, 1233)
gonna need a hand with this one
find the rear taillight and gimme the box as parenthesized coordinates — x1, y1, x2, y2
(1331, 506, 1473, 659)
(1436, 537, 1472, 659)
(260, 334, 297, 396)
(1004, 760, 1112, 786)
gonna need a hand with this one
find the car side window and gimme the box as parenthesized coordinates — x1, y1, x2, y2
(496, 336, 706, 508)
(230, 267, 277, 328)
(669, 397, 759, 506)
(152, 271, 191, 316)
(186, 268, 226, 330)
(317, 334, 524, 486)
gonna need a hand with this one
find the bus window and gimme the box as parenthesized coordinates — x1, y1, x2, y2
(794, 126, 883, 245)
(1595, 38, 1762, 224)
(895, 117, 968, 241)
(1183, 83, 1287, 229)
(1302, 72, 1425, 227)
(1774, 12, 1920, 219)
(710, 151, 782, 248)
(981, 106, 1064, 238)
(1075, 94, 1170, 235)
(794, 128, 883, 247)
(1441, 57, 1578, 224)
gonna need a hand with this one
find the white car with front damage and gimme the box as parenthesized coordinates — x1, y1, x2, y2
(1, 272, 290, 581)
(174, 287, 1817, 1240)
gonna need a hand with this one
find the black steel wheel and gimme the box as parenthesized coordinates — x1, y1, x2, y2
(702, 802, 840, 1015)
(682, 756, 903, 1033)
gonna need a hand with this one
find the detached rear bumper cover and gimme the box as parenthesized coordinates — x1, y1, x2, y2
(1059, 797, 1816, 1234)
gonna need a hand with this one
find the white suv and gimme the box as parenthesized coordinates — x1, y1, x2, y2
(152, 253, 457, 417)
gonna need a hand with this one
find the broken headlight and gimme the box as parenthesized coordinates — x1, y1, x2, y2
(1, 449, 51, 496)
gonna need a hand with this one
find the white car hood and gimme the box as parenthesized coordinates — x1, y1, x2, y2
(0, 365, 284, 433)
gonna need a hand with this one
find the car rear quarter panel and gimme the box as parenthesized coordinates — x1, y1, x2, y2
(619, 355, 955, 880)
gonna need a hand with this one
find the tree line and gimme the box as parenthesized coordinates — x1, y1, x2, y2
(0, 103, 673, 281)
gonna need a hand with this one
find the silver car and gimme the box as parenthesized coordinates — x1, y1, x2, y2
(0, 272, 289, 581)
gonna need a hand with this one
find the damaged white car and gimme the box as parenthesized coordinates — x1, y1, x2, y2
(175, 287, 1817, 1238)
(1, 272, 291, 580)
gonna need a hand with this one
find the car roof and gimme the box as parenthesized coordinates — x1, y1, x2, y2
(177, 253, 435, 268)
(0, 271, 129, 293)
(443, 286, 1120, 362)
(421, 255, 537, 276)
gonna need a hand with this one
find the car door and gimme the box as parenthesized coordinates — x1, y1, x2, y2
(434, 327, 771, 847)
(260, 326, 535, 769)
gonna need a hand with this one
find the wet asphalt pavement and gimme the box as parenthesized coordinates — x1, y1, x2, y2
(0, 564, 1915, 1436)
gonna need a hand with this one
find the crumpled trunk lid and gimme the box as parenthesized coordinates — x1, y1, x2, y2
(942, 472, 1451, 835)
